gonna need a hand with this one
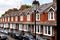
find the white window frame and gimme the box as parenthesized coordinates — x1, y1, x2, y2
(4, 23, 8, 28)
(36, 14, 40, 21)
(8, 17, 10, 22)
(11, 17, 13, 21)
(34, 25, 42, 34)
(10, 24, 13, 28)
(13, 24, 16, 29)
(24, 25, 28, 31)
(48, 12, 55, 20)
(48, 7, 55, 20)
(15, 16, 18, 21)
(19, 24, 22, 30)
(20, 16, 23, 21)
(27, 15, 30, 21)
(43, 26, 52, 36)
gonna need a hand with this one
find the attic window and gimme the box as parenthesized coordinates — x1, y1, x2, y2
(48, 7, 55, 20)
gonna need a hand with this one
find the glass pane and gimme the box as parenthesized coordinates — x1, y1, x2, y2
(48, 26, 50, 34)
(51, 12, 53, 19)
(45, 26, 47, 34)
(38, 25, 39, 32)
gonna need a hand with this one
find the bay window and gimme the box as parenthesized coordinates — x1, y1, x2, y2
(19, 24, 22, 30)
(43, 26, 52, 36)
(34, 25, 42, 34)
(24, 25, 28, 31)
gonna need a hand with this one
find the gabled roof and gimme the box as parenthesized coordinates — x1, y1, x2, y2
(1, 2, 56, 17)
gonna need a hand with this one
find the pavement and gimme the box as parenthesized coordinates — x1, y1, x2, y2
(0, 32, 17, 40)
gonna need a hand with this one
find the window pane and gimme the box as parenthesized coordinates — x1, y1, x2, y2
(36, 14, 40, 20)
(45, 26, 47, 34)
(48, 26, 50, 34)
(38, 25, 39, 32)
(40, 25, 43, 33)
(51, 12, 53, 19)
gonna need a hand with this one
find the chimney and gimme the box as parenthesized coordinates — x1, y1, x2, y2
(53, 0, 56, 4)
(20, 5, 26, 10)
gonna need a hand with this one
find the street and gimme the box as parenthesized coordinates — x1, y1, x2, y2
(0, 32, 17, 40)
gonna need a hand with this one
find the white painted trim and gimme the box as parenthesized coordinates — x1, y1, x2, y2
(19, 24, 22, 30)
(48, 7, 55, 12)
(34, 25, 42, 34)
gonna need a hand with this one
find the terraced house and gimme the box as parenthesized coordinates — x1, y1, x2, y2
(0, 0, 57, 40)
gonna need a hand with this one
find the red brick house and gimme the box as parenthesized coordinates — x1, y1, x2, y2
(0, 0, 57, 40)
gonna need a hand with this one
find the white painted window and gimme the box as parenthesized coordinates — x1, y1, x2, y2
(48, 12, 54, 20)
(11, 17, 13, 21)
(48, 7, 55, 20)
(10, 24, 13, 28)
(19, 24, 22, 30)
(4, 23, 8, 28)
(27, 15, 30, 21)
(15, 16, 18, 21)
(43, 26, 52, 36)
(1, 24, 3, 27)
(24, 25, 28, 31)
(36, 14, 40, 21)
(8, 17, 10, 22)
(34, 25, 42, 34)
(13, 24, 16, 29)
(20, 16, 23, 21)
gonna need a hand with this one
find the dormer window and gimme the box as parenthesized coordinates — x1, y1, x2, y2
(27, 13, 30, 21)
(48, 7, 55, 20)
(20, 16, 23, 21)
(36, 11, 40, 21)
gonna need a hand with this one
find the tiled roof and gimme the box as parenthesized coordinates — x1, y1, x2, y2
(2, 2, 56, 17)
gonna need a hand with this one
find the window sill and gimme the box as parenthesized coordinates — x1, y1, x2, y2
(43, 34, 52, 36)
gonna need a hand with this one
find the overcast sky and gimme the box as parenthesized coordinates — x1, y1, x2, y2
(0, 0, 52, 17)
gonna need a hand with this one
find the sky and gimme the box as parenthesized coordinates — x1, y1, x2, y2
(0, 0, 52, 17)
